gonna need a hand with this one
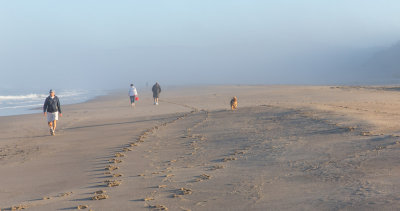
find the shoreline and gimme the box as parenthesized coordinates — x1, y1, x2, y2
(2, 84, 400, 140)
(0, 89, 109, 117)
(3, 84, 400, 118)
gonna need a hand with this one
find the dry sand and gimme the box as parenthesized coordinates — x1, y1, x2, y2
(1, 85, 400, 210)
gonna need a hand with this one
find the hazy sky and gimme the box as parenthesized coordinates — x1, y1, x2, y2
(1, 0, 400, 90)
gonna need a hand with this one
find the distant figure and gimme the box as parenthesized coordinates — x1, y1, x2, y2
(129, 84, 138, 107)
(152, 82, 161, 105)
(43, 89, 62, 136)
(230, 96, 238, 110)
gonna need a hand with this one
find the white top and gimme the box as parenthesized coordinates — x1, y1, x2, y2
(129, 87, 138, 96)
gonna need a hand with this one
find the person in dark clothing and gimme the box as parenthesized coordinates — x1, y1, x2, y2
(152, 82, 161, 105)
(43, 89, 62, 136)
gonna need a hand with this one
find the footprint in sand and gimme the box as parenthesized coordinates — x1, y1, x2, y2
(77, 205, 89, 209)
(361, 131, 373, 136)
(176, 187, 192, 196)
(113, 173, 123, 178)
(194, 174, 212, 182)
(123, 147, 132, 152)
(232, 149, 247, 155)
(143, 197, 155, 201)
(91, 194, 109, 200)
(199, 174, 211, 180)
(94, 190, 106, 194)
(58, 192, 73, 197)
(222, 157, 237, 162)
(104, 180, 121, 187)
(343, 126, 356, 132)
(209, 165, 224, 171)
(148, 204, 168, 210)
(162, 174, 174, 182)
(10, 204, 29, 210)
(115, 152, 125, 157)
(109, 158, 122, 164)
(105, 165, 119, 171)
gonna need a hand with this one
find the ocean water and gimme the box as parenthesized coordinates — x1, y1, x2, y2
(0, 89, 106, 116)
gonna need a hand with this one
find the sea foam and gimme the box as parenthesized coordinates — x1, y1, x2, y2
(0, 90, 105, 116)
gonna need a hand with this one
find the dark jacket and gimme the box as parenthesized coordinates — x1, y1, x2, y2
(43, 96, 62, 113)
(152, 83, 161, 98)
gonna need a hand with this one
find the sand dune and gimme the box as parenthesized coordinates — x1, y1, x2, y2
(1, 86, 400, 210)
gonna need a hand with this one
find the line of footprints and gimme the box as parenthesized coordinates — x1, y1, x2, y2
(80, 110, 199, 211)
(138, 110, 249, 211)
(138, 110, 210, 211)
(4, 108, 247, 211)
(3, 111, 194, 211)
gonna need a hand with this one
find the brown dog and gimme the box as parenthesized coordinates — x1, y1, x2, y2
(230, 96, 238, 110)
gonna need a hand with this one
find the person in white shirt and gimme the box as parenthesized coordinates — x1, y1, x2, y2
(129, 84, 138, 107)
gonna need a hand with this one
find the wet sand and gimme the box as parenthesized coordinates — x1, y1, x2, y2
(1, 85, 400, 210)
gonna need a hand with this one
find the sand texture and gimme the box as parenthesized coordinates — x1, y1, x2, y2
(1, 86, 400, 210)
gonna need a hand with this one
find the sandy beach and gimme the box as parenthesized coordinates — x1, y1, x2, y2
(1, 85, 400, 211)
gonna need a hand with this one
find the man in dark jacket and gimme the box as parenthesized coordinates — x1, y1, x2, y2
(43, 89, 62, 136)
(152, 82, 161, 105)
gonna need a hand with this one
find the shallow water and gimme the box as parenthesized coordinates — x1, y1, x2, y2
(0, 89, 106, 116)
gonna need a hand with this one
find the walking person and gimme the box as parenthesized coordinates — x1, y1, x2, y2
(129, 84, 138, 107)
(152, 82, 161, 105)
(43, 89, 62, 136)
